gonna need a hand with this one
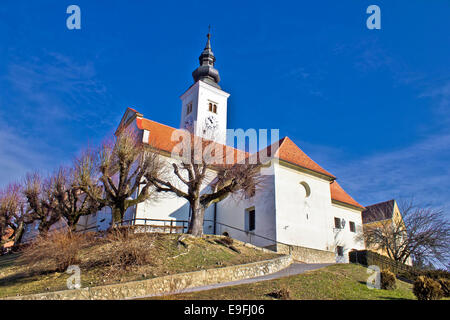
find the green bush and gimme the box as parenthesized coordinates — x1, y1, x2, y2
(413, 276, 443, 300)
(380, 270, 397, 290)
(438, 278, 450, 297)
(399, 269, 450, 282)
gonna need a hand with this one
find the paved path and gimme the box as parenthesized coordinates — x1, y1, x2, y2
(131, 262, 332, 299)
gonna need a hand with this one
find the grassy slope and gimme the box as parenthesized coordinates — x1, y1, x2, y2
(153, 263, 417, 300)
(0, 234, 279, 298)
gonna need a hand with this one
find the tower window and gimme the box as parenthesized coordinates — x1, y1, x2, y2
(186, 102, 193, 115)
(208, 102, 218, 114)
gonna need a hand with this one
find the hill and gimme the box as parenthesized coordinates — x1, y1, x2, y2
(152, 263, 417, 300)
(0, 232, 279, 298)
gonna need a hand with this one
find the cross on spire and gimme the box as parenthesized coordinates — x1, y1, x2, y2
(191, 27, 221, 88)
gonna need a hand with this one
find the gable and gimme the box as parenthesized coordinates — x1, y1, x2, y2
(256, 137, 335, 179)
(115, 107, 143, 135)
(362, 199, 395, 224)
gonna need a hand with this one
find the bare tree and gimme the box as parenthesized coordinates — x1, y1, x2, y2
(23, 173, 62, 236)
(51, 166, 103, 231)
(147, 135, 262, 236)
(74, 128, 164, 228)
(361, 199, 450, 267)
(0, 183, 31, 246)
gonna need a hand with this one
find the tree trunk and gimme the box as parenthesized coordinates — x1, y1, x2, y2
(13, 221, 25, 246)
(110, 206, 125, 230)
(187, 199, 205, 237)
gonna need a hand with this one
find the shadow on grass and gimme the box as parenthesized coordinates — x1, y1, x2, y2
(379, 296, 412, 300)
(0, 253, 21, 268)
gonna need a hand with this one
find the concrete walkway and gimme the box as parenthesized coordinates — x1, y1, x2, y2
(131, 262, 332, 299)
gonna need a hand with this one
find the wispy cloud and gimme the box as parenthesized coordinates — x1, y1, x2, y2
(3, 51, 115, 129)
(302, 80, 450, 211)
(420, 81, 450, 124)
(0, 119, 56, 185)
(330, 133, 450, 210)
(0, 51, 117, 186)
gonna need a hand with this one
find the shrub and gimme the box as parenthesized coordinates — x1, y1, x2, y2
(106, 230, 155, 269)
(20, 231, 91, 273)
(438, 278, 450, 297)
(413, 276, 443, 300)
(399, 268, 450, 282)
(267, 287, 291, 300)
(380, 270, 397, 290)
(221, 236, 234, 246)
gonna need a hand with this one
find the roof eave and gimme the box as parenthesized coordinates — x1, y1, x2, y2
(331, 199, 365, 212)
(277, 158, 336, 181)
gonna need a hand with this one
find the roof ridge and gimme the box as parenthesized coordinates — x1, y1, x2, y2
(364, 199, 395, 209)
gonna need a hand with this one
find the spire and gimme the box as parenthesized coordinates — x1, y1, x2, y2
(192, 27, 221, 88)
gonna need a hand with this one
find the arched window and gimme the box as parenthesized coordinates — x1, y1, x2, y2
(300, 181, 311, 220)
(299, 181, 311, 198)
(208, 102, 213, 112)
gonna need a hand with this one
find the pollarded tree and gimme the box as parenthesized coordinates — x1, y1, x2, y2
(0, 183, 31, 246)
(146, 133, 262, 236)
(51, 166, 103, 231)
(361, 199, 450, 267)
(74, 128, 164, 228)
(23, 173, 62, 236)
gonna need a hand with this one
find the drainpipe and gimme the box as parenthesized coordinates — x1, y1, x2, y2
(213, 202, 217, 234)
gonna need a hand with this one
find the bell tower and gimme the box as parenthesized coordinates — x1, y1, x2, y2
(180, 30, 230, 145)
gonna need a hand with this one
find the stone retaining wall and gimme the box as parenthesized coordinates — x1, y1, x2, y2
(276, 243, 335, 263)
(4, 255, 292, 300)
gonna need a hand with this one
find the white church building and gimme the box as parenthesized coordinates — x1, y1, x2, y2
(83, 33, 366, 263)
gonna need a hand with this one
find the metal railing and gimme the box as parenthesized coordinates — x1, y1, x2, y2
(17, 217, 294, 255)
(121, 217, 292, 253)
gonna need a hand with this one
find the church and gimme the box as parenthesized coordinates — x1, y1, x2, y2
(85, 32, 366, 263)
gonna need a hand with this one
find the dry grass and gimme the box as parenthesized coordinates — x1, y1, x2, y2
(19, 231, 94, 273)
(104, 228, 156, 269)
(0, 233, 279, 298)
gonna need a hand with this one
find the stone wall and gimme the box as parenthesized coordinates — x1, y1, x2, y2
(4, 255, 292, 300)
(276, 243, 335, 263)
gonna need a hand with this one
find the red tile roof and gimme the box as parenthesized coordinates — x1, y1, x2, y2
(276, 137, 335, 178)
(330, 181, 365, 210)
(129, 108, 363, 210)
(136, 117, 248, 165)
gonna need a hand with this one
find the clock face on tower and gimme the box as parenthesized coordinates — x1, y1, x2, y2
(204, 115, 218, 131)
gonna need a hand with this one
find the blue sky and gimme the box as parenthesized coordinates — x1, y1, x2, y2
(0, 1, 449, 211)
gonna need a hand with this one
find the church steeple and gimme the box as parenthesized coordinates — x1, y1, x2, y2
(180, 29, 229, 145)
(192, 29, 221, 88)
